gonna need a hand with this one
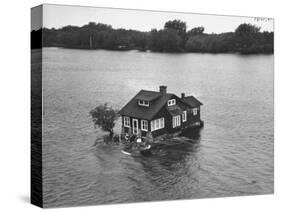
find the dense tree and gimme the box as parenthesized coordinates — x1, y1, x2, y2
(89, 104, 119, 137)
(33, 21, 273, 54)
(164, 19, 187, 36)
(234, 23, 261, 49)
(148, 29, 182, 52)
(235, 23, 260, 35)
(164, 19, 187, 48)
(185, 33, 234, 53)
(187, 27, 205, 35)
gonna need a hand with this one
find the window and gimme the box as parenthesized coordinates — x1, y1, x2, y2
(182, 111, 187, 122)
(160, 118, 164, 128)
(167, 99, 176, 106)
(173, 115, 181, 128)
(138, 100, 149, 107)
(193, 108, 198, 116)
(156, 119, 160, 129)
(151, 121, 155, 131)
(141, 120, 148, 131)
(124, 116, 130, 127)
(151, 118, 165, 131)
(132, 119, 138, 135)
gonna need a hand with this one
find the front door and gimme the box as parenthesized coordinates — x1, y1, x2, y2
(132, 119, 138, 135)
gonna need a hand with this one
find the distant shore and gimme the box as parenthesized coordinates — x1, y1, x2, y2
(31, 20, 273, 54)
(38, 46, 274, 55)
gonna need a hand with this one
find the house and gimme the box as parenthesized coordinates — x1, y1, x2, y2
(119, 86, 203, 139)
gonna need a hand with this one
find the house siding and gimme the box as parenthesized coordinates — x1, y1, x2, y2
(122, 115, 150, 137)
(187, 107, 201, 124)
(170, 115, 182, 133)
(151, 104, 171, 137)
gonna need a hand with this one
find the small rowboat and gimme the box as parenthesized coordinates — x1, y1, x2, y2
(122, 137, 152, 156)
(139, 144, 152, 156)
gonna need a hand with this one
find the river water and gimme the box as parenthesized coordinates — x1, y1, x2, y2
(41, 48, 273, 207)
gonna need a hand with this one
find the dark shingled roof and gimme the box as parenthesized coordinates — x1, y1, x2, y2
(135, 90, 161, 101)
(182, 96, 203, 108)
(119, 90, 173, 120)
(167, 105, 183, 116)
(119, 88, 203, 120)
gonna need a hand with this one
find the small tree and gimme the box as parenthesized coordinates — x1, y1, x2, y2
(90, 103, 119, 137)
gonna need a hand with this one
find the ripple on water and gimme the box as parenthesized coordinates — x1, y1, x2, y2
(41, 48, 273, 207)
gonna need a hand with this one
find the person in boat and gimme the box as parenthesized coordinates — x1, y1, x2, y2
(124, 133, 129, 142)
(135, 136, 150, 150)
(122, 135, 151, 155)
(136, 136, 142, 144)
(135, 136, 142, 147)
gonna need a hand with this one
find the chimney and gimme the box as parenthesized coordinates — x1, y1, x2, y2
(181, 93, 185, 98)
(159, 85, 167, 95)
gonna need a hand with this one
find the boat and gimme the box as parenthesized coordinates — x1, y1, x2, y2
(139, 144, 152, 156)
(122, 136, 152, 156)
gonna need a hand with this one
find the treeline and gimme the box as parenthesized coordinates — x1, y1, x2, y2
(31, 20, 273, 54)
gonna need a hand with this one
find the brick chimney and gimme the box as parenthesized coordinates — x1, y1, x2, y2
(159, 85, 167, 95)
(181, 93, 185, 98)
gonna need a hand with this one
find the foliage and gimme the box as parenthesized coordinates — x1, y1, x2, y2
(185, 33, 235, 53)
(164, 19, 187, 35)
(234, 23, 261, 49)
(148, 29, 182, 52)
(235, 23, 260, 35)
(89, 103, 119, 135)
(187, 27, 205, 35)
(32, 20, 273, 54)
(164, 19, 188, 48)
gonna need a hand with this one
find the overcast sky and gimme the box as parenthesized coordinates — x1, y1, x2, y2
(32, 4, 273, 33)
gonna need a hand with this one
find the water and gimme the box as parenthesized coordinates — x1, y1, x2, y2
(40, 48, 273, 207)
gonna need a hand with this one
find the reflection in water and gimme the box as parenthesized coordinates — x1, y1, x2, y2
(127, 129, 202, 200)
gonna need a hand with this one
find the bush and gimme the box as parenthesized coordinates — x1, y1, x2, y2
(90, 103, 119, 136)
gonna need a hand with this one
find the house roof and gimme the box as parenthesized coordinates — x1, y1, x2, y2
(167, 105, 183, 116)
(135, 90, 161, 101)
(119, 88, 203, 120)
(182, 96, 203, 108)
(119, 90, 173, 120)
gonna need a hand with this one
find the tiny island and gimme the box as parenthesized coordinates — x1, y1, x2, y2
(90, 86, 203, 156)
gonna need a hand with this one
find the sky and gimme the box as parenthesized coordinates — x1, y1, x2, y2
(32, 4, 273, 33)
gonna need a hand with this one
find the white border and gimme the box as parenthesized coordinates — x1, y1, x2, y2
(0, 0, 279, 212)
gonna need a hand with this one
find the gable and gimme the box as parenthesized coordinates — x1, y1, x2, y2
(152, 95, 201, 119)
(151, 94, 183, 119)
(182, 96, 203, 108)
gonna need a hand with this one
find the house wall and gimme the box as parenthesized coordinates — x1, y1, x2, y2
(150, 106, 168, 137)
(167, 95, 182, 133)
(150, 95, 184, 137)
(151, 104, 202, 137)
(121, 115, 149, 137)
(121, 97, 202, 139)
(185, 106, 201, 125)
